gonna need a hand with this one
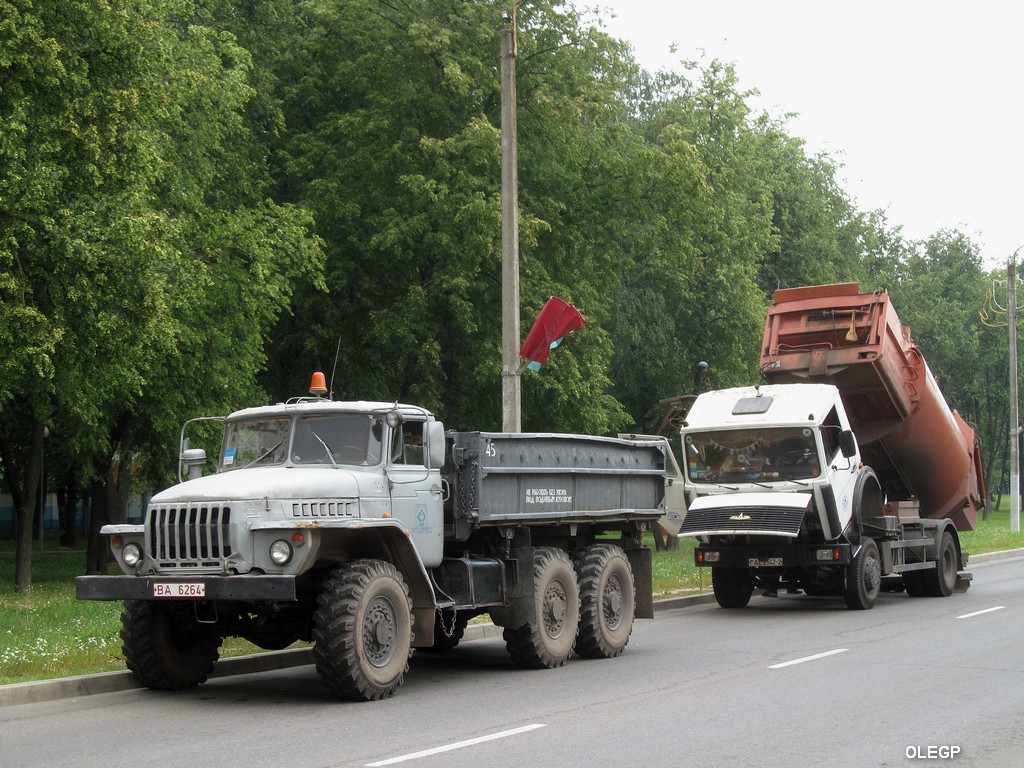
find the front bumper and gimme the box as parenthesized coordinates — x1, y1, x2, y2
(695, 542, 852, 569)
(76, 574, 298, 602)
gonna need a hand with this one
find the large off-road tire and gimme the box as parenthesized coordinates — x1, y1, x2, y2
(920, 530, 959, 597)
(120, 600, 223, 691)
(574, 544, 635, 659)
(312, 560, 413, 701)
(503, 547, 580, 669)
(711, 567, 753, 608)
(844, 538, 882, 610)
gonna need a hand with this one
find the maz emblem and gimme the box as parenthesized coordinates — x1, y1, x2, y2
(728, 512, 752, 521)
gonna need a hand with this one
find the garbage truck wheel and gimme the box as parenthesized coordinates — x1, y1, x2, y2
(120, 600, 222, 691)
(313, 559, 413, 701)
(574, 544, 635, 658)
(844, 538, 881, 610)
(921, 531, 958, 597)
(504, 547, 579, 668)
(712, 568, 753, 608)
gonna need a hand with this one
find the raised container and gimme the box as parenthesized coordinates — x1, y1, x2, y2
(759, 283, 983, 531)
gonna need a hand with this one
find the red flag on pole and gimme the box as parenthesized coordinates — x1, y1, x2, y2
(519, 297, 585, 371)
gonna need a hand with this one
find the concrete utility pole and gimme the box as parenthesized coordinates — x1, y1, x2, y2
(500, 8, 521, 433)
(1010, 250, 1021, 533)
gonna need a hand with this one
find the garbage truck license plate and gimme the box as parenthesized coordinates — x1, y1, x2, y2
(749, 557, 783, 567)
(153, 582, 205, 598)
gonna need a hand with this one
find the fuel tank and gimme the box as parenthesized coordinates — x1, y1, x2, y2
(759, 283, 984, 531)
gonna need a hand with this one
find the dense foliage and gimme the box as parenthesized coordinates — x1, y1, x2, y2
(1, 0, 1012, 589)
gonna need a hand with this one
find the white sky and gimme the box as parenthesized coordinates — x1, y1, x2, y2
(579, 0, 1024, 269)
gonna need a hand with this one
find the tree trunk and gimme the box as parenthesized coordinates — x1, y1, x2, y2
(1, 421, 45, 594)
(86, 479, 111, 575)
(57, 480, 78, 549)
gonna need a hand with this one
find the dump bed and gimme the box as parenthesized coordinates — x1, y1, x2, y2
(443, 431, 668, 539)
(759, 283, 983, 531)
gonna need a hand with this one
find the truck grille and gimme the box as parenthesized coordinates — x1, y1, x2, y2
(147, 505, 232, 568)
(679, 505, 805, 536)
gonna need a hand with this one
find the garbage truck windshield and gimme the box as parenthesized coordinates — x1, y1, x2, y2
(683, 426, 821, 484)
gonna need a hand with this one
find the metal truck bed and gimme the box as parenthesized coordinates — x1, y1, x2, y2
(443, 432, 667, 536)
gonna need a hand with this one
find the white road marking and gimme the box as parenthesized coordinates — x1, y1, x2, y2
(769, 648, 849, 669)
(956, 606, 1005, 619)
(365, 724, 548, 766)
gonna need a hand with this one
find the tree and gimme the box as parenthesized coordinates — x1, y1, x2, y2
(0, 0, 323, 587)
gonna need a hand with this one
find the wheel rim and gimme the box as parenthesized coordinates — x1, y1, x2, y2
(940, 541, 957, 587)
(602, 572, 625, 631)
(543, 578, 569, 638)
(363, 595, 398, 668)
(864, 550, 881, 597)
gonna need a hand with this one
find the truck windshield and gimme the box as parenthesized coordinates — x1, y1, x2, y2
(222, 417, 291, 470)
(291, 414, 383, 466)
(683, 427, 821, 483)
(221, 413, 385, 470)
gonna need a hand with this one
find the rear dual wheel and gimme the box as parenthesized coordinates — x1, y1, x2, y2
(920, 531, 959, 597)
(504, 547, 580, 668)
(575, 544, 635, 659)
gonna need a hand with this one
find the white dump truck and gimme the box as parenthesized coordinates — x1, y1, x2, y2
(77, 377, 682, 700)
(677, 283, 985, 609)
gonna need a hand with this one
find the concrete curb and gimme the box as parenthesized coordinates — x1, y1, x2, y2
(2, 549, 1019, 708)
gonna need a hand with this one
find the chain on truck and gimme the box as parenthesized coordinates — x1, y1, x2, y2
(77, 373, 684, 701)
(675, 283, 986, 610)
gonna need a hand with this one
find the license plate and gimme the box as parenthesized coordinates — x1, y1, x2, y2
(749, 557, 783, 567)
(152, 582, 206, 598)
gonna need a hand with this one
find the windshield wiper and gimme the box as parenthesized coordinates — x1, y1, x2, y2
(244, 441, 282, 469)
(699, 481, 740, 491)
(311, 431, 338, 467)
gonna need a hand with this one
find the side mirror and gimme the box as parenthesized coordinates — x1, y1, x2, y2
(425, 421, 446, 468)
(839, 430, 857, 459)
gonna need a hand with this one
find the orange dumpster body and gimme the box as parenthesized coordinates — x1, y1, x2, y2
(759, 283, 984, 532)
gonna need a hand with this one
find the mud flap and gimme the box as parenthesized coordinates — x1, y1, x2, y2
(626, 546, 654, 619)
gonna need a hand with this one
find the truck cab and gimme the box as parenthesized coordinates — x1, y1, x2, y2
(680, 383, 861, 546)
(105, 397, 447, 582)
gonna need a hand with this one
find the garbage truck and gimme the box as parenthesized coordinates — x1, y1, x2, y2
(77, 377, 682, 700)
(676, 283, 985, 609)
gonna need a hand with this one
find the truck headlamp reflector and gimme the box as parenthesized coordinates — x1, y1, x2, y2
(815, 548, 840, 561)
(121, 542, 142, 567)
(270, 540, 293, 565)
(698, 550, 721, 563)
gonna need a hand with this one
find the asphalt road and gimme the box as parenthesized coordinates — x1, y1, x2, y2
(2, 551, 1022, 768)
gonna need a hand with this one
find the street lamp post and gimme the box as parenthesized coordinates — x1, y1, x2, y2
(1011, 251, 1021, 533)
(500, 8, 521, 433)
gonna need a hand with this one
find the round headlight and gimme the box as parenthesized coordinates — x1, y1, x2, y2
(122, 542, 142, 567)
(269, 540, 293, 566)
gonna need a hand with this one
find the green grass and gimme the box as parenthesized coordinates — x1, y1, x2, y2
(2, 510, 1021, 686)
(0, 543, 271, 685)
